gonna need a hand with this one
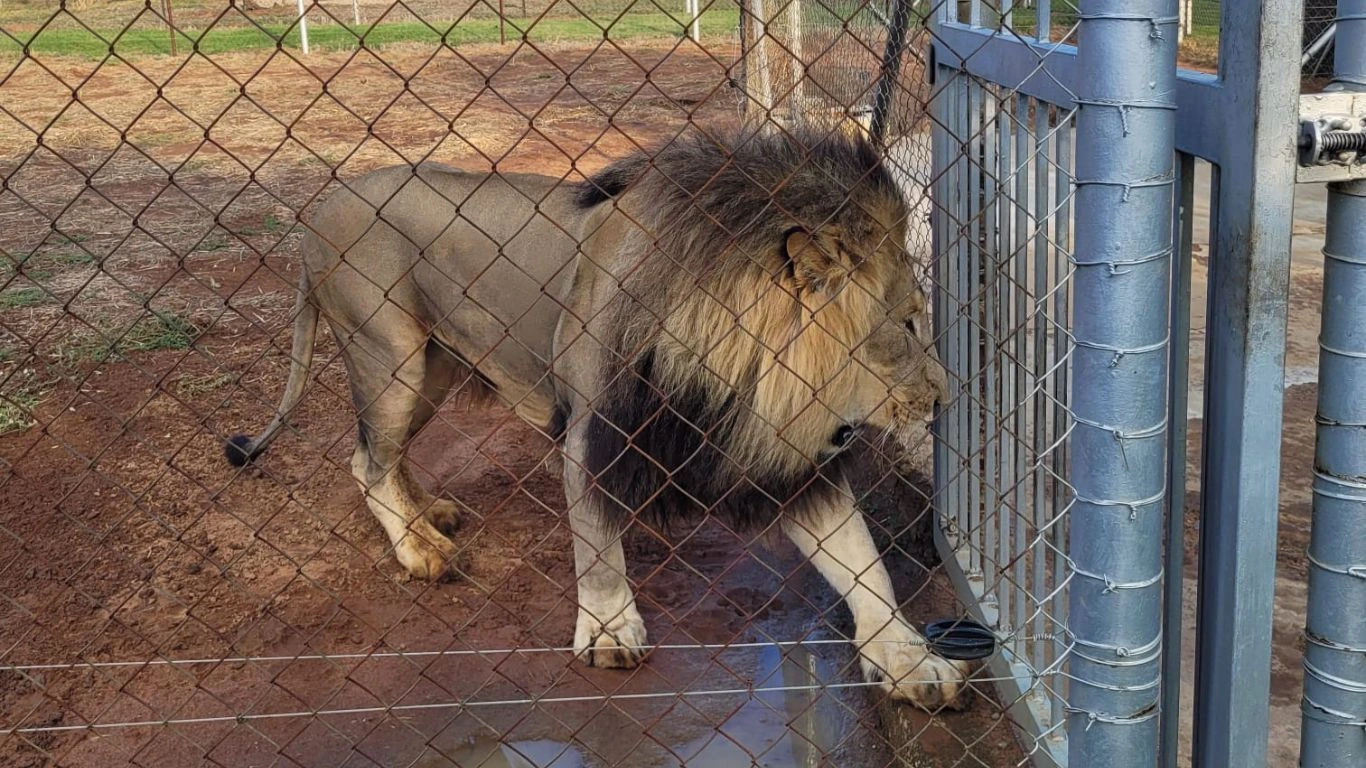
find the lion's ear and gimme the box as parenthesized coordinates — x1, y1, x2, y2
(783, 227, 853, 294)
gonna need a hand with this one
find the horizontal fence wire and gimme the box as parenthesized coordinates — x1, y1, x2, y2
(1, 635, 1073, 674)
(0, 1, 1042, 766)
(5, 0, 1307, 766)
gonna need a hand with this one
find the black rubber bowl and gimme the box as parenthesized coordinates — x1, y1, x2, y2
(924, 619, 997, 661)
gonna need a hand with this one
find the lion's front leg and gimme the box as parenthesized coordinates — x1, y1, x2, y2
(783, 489, 971, 712)
(563, 456, 648, 669)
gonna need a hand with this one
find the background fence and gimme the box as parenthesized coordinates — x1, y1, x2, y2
(2, 1, 1362, 767)
(0, 1, 999, 766)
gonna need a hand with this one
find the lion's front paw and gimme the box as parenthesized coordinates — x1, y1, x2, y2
(574, 607, 649, 669)
(394, 521, 460, 582)
(861, 639, 972, 712)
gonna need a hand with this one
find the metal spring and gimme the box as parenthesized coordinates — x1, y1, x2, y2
(1319, 131, 1366, 153)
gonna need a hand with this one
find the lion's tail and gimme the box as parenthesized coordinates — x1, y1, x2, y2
(224, 270, 318, 468)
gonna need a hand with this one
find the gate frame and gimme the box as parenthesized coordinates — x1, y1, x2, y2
(926, 2, 1305, 766)
(1297, 2, 1366, 767)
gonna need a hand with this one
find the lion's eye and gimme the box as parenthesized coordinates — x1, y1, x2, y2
(905, 318, 920, 337)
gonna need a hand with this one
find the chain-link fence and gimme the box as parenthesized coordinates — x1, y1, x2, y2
(2, 1, 1359, 767)
(0, 1, 1027, 765)
(1303, 0, 1339, 78)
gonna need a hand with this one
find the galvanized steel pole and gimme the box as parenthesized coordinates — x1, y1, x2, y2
(1066, 3, 1177, 765)
(1299, 3, 1366, 766)
(1189, 2, 1300, 766)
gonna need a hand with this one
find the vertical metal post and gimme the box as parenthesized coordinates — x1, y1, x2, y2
(1066, 3, 1177, 765)
(295, 0, 310, 54)
(1299, 3, 1366, 766)
(1190, 2, 1302, 766)
(786, 0, 800, 108)
(1051, 113, 1072, 732)
(1159, 152, 1195, 768)
(932, 2, 956, 558)
(871, 0, 914, 144)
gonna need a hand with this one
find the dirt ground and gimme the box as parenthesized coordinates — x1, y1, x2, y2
(0, 37, 1024, 768)
(0, 27, 1334, 768)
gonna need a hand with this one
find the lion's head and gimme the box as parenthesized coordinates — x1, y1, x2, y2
(577, 128, 947, 528)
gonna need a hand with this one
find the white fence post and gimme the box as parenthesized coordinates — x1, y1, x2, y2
(296, 0, 310, 54)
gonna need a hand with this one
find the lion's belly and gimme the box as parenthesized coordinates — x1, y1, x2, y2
(421, 226, 577, 432)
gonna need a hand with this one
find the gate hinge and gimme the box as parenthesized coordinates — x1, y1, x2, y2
(1297, 92, 1366, 184)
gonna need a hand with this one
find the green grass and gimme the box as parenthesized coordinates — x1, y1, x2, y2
(123, 311, 199, 354)
(192, 233, 230, 253)
(48, 249, 96, 267)
(0, 370, 43, 435)
(232, 214, 290, 237)
(0, 306, 199, 434)
(0, 12, 740, 60)
(57, 310, 200, 366)
(175, 371, 233, 397)
(0, 287, 50, 309)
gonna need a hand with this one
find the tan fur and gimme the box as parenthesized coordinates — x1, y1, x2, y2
(230, 134, 963, 712)
(564, 172, 946, 479)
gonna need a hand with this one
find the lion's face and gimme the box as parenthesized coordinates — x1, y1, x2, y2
(625, 163, 948, 474)
(850, 266, 948, 445)
(776, 215, 948, 462)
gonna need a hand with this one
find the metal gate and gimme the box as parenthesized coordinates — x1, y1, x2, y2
(1, 0, 1361, 764)
(928, 1, 1364, 766)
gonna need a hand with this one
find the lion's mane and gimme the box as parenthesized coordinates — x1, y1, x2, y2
(570, 128, 918, 532)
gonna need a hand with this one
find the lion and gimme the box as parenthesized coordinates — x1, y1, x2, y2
(224, 128, 968, 711)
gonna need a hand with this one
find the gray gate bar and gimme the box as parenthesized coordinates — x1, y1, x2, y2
(1160, 152, 1196, 768)
(931, 24, 1223, 164)
(1065, 3, 1177, 766)
(1190, 2, 1304, 767)
(1299, 3, 1366, 766)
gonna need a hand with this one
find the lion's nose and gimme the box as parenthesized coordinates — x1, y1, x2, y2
(833, 424, 860, 448)
(929, 364, 949, 409)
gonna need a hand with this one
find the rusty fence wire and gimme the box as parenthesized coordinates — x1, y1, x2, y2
(0, 1, 1165, 766)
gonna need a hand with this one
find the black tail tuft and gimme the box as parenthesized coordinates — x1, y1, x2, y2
(224, 434, 257, 468)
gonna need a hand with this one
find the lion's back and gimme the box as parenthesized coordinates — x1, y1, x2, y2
(300, 163, 582, 430)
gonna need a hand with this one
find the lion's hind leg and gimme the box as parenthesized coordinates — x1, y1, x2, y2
(345, 334, 460, 582)
(402, 339, 483, 537)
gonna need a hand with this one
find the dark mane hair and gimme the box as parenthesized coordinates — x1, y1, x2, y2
(575, 127, 900, 229)
(582, 127, 909, 344)
(575, 128, 908, 533)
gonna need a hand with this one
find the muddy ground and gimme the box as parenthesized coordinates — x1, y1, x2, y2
(0, 37, 1021, 768)
(0, 29, 1331, 768)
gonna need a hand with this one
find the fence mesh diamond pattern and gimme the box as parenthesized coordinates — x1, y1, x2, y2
(0, 2, 1157, 767)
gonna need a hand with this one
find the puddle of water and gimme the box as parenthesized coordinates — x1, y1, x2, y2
(420, 737, 587, 768)
(418, 639, 868, 768)
(1187, 364, 1319, 419)
(673, 644, 842, 768)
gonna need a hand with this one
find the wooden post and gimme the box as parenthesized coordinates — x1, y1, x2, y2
(162, 0, 177, 56)
(350, 0, 361, 26)
(787, 0, 801, 114)
(499, 0, 506, 44)
(746, 0, 773, 124)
